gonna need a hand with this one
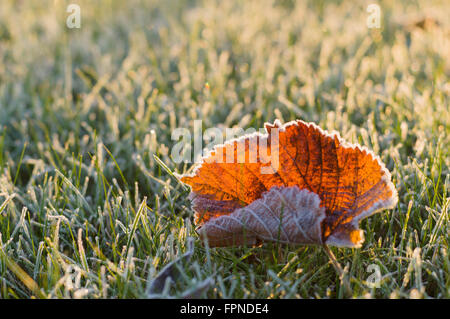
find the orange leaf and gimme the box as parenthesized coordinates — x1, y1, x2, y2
(180, 119, 397, 248)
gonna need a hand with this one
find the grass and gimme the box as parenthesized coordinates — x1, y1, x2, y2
(0, 0, 448, 299)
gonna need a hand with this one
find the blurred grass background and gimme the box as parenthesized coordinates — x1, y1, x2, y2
(0, 0, 448, 298)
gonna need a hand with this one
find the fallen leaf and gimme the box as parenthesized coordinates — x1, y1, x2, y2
(180, 120, 398, 248)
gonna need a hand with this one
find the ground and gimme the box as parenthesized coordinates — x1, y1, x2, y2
(0, 0, 448, 298)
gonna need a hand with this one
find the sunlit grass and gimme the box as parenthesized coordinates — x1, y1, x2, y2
(0, 0, 448, 298)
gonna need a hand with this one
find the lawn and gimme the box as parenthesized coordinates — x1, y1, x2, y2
(0, 0, 448, 299)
